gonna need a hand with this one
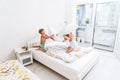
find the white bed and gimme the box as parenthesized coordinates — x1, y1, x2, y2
(28, 36, 99, 80)
(31, 48, 98, 80)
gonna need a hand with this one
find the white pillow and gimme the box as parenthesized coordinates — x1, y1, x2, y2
(53, 35, 63, 42)
(47, 26, 55, 35)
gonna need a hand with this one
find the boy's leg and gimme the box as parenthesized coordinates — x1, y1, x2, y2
(40, 44, 48, 49)
(32, 45, 46, 52)
(32, 46, 40, 49)
(37, 47, 46, 52)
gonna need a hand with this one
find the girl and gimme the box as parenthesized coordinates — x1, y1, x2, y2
(65, 32, 78, 53)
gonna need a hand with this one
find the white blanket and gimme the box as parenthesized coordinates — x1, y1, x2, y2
(29, 41, 94, 63)
(46, 42, 93, 63)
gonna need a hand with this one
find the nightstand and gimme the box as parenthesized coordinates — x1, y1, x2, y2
(15, 48, 33, 66)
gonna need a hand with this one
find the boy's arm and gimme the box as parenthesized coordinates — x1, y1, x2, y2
(50, 35, 55, 41)
(43, 34, 55, 40)
(42, 34, 49, 39)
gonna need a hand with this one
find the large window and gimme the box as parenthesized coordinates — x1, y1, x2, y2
(93, 2, 120, 51)
(76, 2, 120, 52)
(95, 3, 120, 27)
(76, 4, 93, 26)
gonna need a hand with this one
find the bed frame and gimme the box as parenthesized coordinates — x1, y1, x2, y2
(31, 49, 99, 80)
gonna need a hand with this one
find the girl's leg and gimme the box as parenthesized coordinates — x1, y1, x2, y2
(66, 47, 74, 53)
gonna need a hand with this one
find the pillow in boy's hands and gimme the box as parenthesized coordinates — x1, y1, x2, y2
(53, 34, 63, 42)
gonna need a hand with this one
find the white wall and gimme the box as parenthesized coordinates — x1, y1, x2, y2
(65, 0, 74, 24)
(114, 17, 120, 56)
(0, 0, 65, 61)
(47, 0, 65, 34)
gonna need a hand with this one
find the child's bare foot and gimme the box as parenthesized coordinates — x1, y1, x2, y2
(35, 47, 44, 52)
(43, 50, 47, 52)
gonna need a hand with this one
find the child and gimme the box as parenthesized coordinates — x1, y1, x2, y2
(63, 34, 69, 42)
(33, 29, 54, 52)
(65, 32, 78, 53)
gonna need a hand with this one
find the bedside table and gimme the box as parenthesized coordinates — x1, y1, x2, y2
(15, 48, 33, 66)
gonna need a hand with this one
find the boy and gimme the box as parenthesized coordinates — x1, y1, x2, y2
(34, 29, 54, 52)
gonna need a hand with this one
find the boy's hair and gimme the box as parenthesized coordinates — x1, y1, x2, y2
(65, 34, 69, 37)
(39, 29, 44, 34)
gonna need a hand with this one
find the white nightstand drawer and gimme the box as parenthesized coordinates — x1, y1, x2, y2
(15, 48, 33, 66)
(23, 58, 31, 64)
(20, 53, 32, 60)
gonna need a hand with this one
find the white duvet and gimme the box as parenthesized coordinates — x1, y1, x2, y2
(45, 41, 93, 63)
